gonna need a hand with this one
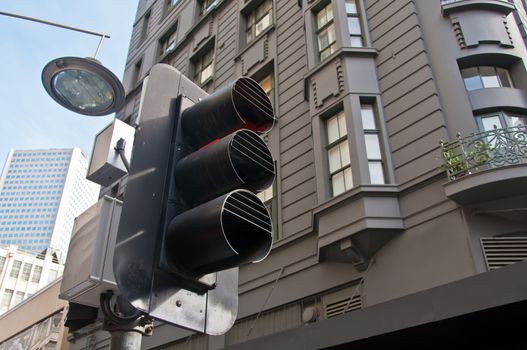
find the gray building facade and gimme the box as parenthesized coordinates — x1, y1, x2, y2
(69, 0, 527, 348)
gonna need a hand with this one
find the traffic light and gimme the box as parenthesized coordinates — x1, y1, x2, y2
(113, 64, 276, 335)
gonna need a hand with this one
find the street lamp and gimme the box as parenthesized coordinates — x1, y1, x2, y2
(0, 10, 125, 116)
(42, 56, 125, 116)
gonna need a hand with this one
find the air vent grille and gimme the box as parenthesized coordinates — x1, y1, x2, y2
(322, 284, 362, 319)
(225, 303, 301, 346)
(324, 295, 362, 319)
(481, 236, 527, 270)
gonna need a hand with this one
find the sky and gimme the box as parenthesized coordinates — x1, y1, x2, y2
(0, 1, 139, 167)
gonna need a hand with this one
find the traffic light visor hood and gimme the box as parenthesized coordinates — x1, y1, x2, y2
(175, 129, 275, 206)
(181, 77, 275, 149)
(167, 190, 273, 275)
(230, 77, 275, 132)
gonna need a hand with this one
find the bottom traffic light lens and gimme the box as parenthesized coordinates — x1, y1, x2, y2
(222, 190, 272, 262)
(167, 189, 273, 276)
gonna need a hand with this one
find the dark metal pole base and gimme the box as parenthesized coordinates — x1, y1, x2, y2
(100, 291, 154, 350)
(110, 331, 143, 350)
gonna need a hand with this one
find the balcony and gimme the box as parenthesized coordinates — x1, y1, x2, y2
(440, 125, 527, 204)
(440, 0, 515, 15)
(440, 0, 511, 3)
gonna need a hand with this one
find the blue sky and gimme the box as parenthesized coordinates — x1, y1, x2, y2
(0, 1, 138, 166)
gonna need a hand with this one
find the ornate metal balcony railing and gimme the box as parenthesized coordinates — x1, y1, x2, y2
(440, 0, 512, 4)
(440, 125, 527, 181)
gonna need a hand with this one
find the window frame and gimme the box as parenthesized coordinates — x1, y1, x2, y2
(1, 289, 13, 308)
(139, 10, 151, 44)
(258, 72, 275, 107)
(256, 162, 279, 240)
(461, 66, 513, 91)
(245, 0, 274, 45)
(360, 103, 386, 185)
(325, 110, 353, 197)
(0, 257, 5, 274)
(475, 111, 527, 132)
(31, 265, 43, 283)
(13, 291, 24, 306)
(345, 0, 364, 47)
(167, 0, 180, 10)
(159, 24, 179, 58)
(131, 59, 143, 89)
(20, 262, 32, 281)
(198, 0, 219, 16)
(9, 260, 22, 279)
(315, 2, 337, 62)
(193, 47, 215, 86)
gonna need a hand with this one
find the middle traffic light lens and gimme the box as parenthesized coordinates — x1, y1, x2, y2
(175, 129, 275, 206)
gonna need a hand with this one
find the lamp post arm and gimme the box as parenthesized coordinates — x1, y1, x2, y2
(0, 11, 110, 39)
(94, 35, 105, 59)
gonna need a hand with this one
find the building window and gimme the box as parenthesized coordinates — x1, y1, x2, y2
(20, 262, 32, 281)
(258, 73, 274, 107)
(139, 11, 151, 44)
(257, 185, 274, 204)
(31, 265, 42, 283)
(13, 291, 24, 306)
(257, 177, 279, 240)
(461, 66, 513, 91)
(361, 104, 385, 184)
(168, 0, 180, 9)
(160, 25, 178, 56)
(316, 3, 336, 62)
(193, 48, 215, 85)
(0, 257, 5, 274)
(246, 0, 273, 44)
(132, 59, 143, 88)
(476, 112, 527, 133)
(1, 289, 13, 308)
(346, 0, 363, 47)
(199, 0, 219, 15)
(326, 111, 352, 196)
(9, 260, 21, 279)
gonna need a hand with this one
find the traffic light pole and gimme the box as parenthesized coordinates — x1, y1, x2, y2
(109, 330, 142, 350)
(100, 291, 153, 350)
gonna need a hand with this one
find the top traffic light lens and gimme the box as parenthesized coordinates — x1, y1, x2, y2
(231, 77, 275, 132)
(181, 77, 276, 149)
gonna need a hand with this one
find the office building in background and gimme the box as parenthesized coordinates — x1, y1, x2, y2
(0, 278, 68, 349)
(0, 245, 64, 314)
(0, 148, 99, 262)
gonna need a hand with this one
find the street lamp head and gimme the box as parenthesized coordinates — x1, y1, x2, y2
(42, 56, 125, 116)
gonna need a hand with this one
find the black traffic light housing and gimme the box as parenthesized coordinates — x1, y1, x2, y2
(113, 64, 276, 335)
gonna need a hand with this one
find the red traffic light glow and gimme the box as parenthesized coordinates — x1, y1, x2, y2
(198, 138, 220, 151)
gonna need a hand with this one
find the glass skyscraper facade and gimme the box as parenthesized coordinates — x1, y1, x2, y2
(0, 148, 99, 262)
